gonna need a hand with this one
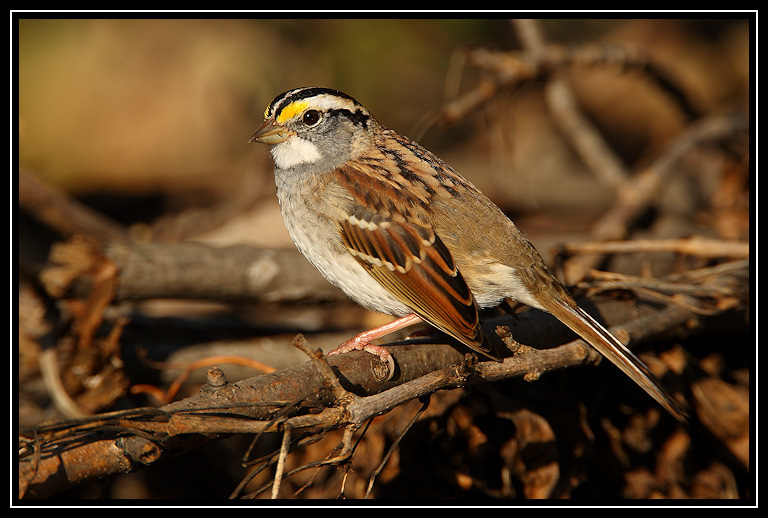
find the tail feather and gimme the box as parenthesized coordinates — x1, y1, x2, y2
(537, 296, 688, 422)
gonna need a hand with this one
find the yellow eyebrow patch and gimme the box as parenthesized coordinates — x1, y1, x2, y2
(275, 100, 309, 124)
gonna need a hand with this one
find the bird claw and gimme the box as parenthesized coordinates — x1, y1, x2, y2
(327, 339, 396, 381)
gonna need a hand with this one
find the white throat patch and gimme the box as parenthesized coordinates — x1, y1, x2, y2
(271, 137, 322, 169)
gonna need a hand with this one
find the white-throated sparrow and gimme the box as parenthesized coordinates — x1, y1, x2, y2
(250, 86, 687, 422)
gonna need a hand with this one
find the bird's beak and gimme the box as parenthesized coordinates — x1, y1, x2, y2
(249, 118, 294, 144)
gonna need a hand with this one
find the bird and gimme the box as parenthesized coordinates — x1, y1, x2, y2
(250, 86, 688, 422)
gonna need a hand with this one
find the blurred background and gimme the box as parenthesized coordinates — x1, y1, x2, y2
(16, 17, 751, 500)
(18, 18, 749, 244)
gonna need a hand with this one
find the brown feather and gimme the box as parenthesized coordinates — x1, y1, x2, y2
(339, 208, 499, 360)
(532, 292, 688, 422)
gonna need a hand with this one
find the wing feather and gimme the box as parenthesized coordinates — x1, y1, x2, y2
(331, 137, 500, 360)
(339, 209, 499, 360)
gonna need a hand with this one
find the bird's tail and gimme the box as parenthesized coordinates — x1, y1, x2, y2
(536, 296, 689, 423)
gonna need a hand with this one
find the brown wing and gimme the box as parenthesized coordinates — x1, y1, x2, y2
(330, 131, 501, 360)
(338, 204, 499, 361)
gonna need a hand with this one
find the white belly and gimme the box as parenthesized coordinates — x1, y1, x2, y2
(276, 176, 411, 317)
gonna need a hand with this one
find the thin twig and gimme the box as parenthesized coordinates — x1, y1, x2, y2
(242, 425, 358, 499)
(513, 19, 631, 190)
(438, 35, 697, 129)
(364, 396, 431, 498)
(18, 167, 129, 243)
(558, 237, 749, 260)
(564, 111, 748, 283)
(292, 334, 355, 405)
(292, 420, 373, 497)
(231, 429, 327, 499)
(37, 348, 90, 419)
(271, 423, 292, 499)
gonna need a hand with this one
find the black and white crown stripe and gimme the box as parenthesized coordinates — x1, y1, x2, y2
(267, 87, 372, 128)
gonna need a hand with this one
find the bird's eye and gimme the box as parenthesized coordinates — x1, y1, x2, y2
(302, 110, 321, 126)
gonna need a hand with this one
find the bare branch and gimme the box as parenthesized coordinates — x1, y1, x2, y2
(40, 237, 346, 304)
(557, 237, 749, 260)
(563, 111, 748, 283)
(18, 168, 129, 243)
(18, 256, 747, 498)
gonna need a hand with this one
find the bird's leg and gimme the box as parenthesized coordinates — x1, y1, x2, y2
(327, 314, 423, 379)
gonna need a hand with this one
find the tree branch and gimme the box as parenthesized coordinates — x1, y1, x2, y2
(19, 257, 748, 498)
(39, 237, 346, 305)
